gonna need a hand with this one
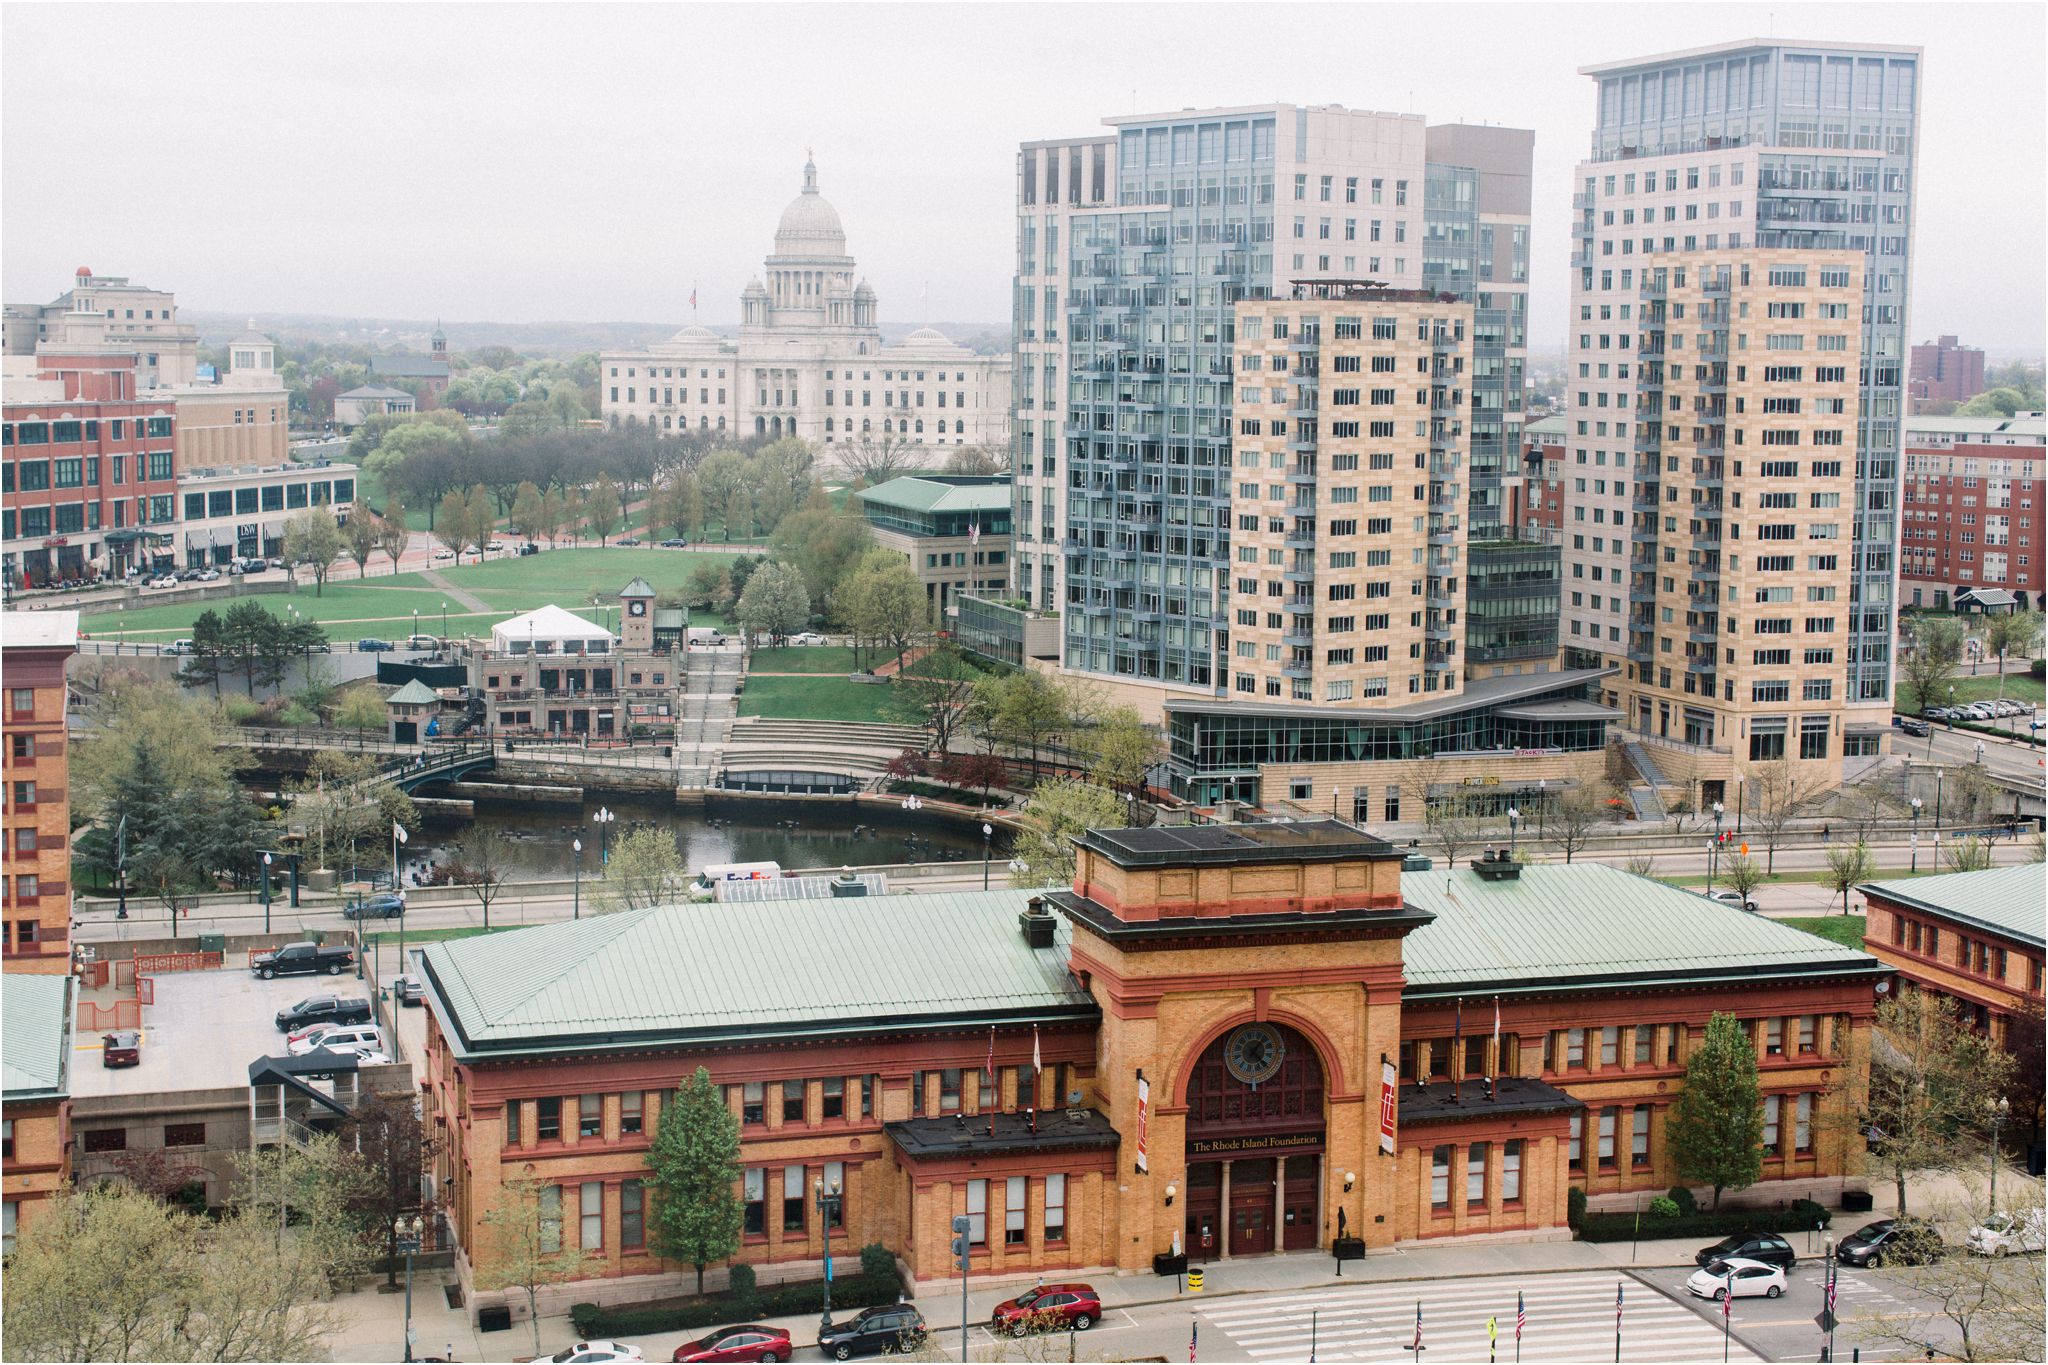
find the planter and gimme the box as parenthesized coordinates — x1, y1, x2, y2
(1333, 1236, 1366, 1263)
(1152, 1252, 1188, 1277)
(1841, 1189, 1874, 1213)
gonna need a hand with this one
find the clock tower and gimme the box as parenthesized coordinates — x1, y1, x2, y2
(1046, 822, 1428, 1269)
(617, 577, 656, 652)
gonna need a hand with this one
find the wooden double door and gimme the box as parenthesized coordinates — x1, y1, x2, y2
(1185, 1155, 1321, 1259)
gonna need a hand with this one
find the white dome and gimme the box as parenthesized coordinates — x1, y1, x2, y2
(774, 157, 846, 255)
(905, 326, 951, 344)
(669, 325, 720, 342)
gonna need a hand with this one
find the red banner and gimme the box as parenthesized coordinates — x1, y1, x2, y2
(1378, 1059, 1397, 1155)
(1135, 1076, 1151, 1174)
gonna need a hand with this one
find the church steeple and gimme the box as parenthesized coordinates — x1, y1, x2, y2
(803, 150, 817, 194)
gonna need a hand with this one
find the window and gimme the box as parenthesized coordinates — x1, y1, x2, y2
(1006, 1175, 1028, 1244)
(823, 1077, 844, 1121)
(620, 1091, 643, 1136)
(744, 1169, 766, 1234)
(621, 1179, 644, 1250)
(1566, 1028, 1586, 1068)
(1431, 1145, 1452, 1209)
(1502, 1140, 1523, 1202)
(1762, 1095, 1781, 1152)
(1635, 1026, 1654, 1065)
(506, 1103, 521, 1146)
(1601, 1027, 1619, 1065)
(579, 1094, 602, 1138)
(1467, 1142, 1489, 1207)
(1569, 1114, 1584, 1171)
(83, 1128, 127, 1153)
(1765, 1018, 1784, 1056)
(940, 1068, 962, 1112)
(784, 1165, 806, 1232)
(1045, 1173, 1067, 1241)
(580, 1181, 603, 1250)
(539, 1185, 562, 1254)
(783, 1079, 805, 1123)
(1798, 1016, 1817, 1055)
(967, 1177, 988, 1245)
(742, 1082, 764, 1125)
(535, 1097, 560, 1142)
(164, 1122, 205, 1147)
(1632, 1108, 1651, 1167)
(0, 1120, 9, 1159)
(1597, 1107, 1617, 1168)
(1795, 1094, 1814, 1153)
(7, 688, 32, 718)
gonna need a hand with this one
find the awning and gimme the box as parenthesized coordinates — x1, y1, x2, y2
(211, 528, 235, 547)
(184, 530, 207, 550)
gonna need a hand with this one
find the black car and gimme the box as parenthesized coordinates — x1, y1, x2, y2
(357, 637, 394, 653)
(1836, 1218, 1944, 1268)
(1900, 718, 1931, 737)
(817, 1306, 927, 1360)
(343, 892, 406, 920)
(275, 994, 373, 1032)
(659, 538, 689, 548)
(1695, 1232, 1796, 1269)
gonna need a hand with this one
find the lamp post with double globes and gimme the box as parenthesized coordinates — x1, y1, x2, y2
(393, 1213, 424, 1362)
(1910, 798, 1924, 873)
(814, 1175, 843, 1330)
(593, 806, 615, 866)
(1506, 807, 1521, 862)
(572, 838, 583, 919)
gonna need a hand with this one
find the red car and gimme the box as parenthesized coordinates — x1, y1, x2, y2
(990, 1283, 1102, 1334)
(672, 1324, 792, 1362)
(102, 1031, 141, 1068)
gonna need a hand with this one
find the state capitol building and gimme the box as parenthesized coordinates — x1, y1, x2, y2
(599, 159, 1011, 450)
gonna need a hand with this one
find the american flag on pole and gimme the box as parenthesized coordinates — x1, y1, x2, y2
(1410, 1301, 1423, 1352)
(1722, 1271, 1734, 1319)
(1190, 1317, 1197, 1363)
(1516, 1291, 1524, 1340)
(1616, 1280, 1624, 1325)
(1826, 1265, 1838, 1316)
(969, 519, 981, 547)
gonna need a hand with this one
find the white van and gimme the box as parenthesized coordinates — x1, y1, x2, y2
(686, 627, 729, 647)
(288, 1024, 381, 1058)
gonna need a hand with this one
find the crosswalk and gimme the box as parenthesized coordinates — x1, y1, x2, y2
(1196, 1270, 1761, 1363)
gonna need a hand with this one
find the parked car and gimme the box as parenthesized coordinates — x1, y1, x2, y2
(549, 1344, 643, 1364)
(786, 631, 825, 646)
(286, 1020, 345, 1049)
(251, 941, 356, 979)
(659, 538, 689, 548)
(342, 892, 405, 920)
(2032, 717, 2046, 732)
(1836, 1217, 1944, 1268)
(406, 634, 441, 651)
(672, 1324, 793, 1362)
(1966, 1208, 2045, 1257)
(991, 1284, 1102, 1334)
(164, 639, 196, 656)
(1900, 718, 1931, 737)
(516, 543, 539, 557)
(195, 567, 221, 582)
(432, 548, 455, 561)
(1685, 1257, 1786, 1301)
(1695, 1232, 1796, 1269)
(1703, 889, 1760, 913)
(331, 1046, 394, 1065)
(817, 1305, 928, 1360)
(615, 536, 642, 546)
(356, 637, 394, 653)
(147, 574, 178, 589)
(288, 1024, 381, 1058)
(102, 1031, 141, 1068)
(393, 974, 426, 1007)
(484, 540, 504, 552)
(275, 994, 373, 1033)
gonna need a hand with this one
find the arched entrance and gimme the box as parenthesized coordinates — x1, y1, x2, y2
(1183, 1021, 1325, 1260)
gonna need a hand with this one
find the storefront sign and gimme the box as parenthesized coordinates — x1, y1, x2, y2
(1378, 1059, 1397, 1155)
(1134, 1076, 1150, 1174)
(1186, 1130, 1322, 1157)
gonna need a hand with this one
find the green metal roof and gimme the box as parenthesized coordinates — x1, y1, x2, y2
(423, 890, 1094, 1061)
(2, 974, 73, 1101)
(1400, 863, 1880, 998)
(855, 476, 1011, 516)
(1524, 414, 1568, 439)
(619, 577, 657, 599)
(386, 679, 440, 705)
(1860, 864, 2046, 949)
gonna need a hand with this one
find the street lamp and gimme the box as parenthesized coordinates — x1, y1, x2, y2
(813, 1176, 843, 1330)
(441, 600, 448, 637)
(412, 607, 419, 643)
(1987, 1097, 2011, 1218)
(1706, 838, 1719, 896)
(593, 806, 615, 865)
(901, 795, 924, 812)
(1974, 740, 1986, 766)
(393, 1213, 424, 1362)
(981, 822, 993, 890)
(572, 838, 583, 919)
(1506, 807, 1521, 862)
(1909, 799, 1923, 873)
(261, 852, 274, 933)
(1948, 684, 1957, 728)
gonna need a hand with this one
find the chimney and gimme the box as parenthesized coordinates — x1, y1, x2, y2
(1469, 850, 1522, 881)
(1019, 896, 1057, 948)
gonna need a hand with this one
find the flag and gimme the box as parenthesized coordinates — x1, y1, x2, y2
(1409, 1301, 1423, 1352)
(1616, 1280, 1624, 1325)
(969, 519, 981, 546)
(689, 288, 697, 309)
(1516, 1291, 1524, 1340)
(1033, 1023, 1042, 1078)
(1190, 1317, 1197, 1363)
(986, 1024, 996, 1088)
(1491, 997, 1501, 1084)
(1826, 1264, 1837, 1316)
(393, 821, 409, 846)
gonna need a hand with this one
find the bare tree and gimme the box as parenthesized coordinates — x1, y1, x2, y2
(1942, 834, 1997, 873)
(1410, 759, 1489, 865)
(944, 443, 1010, 476)
(1547, 780, 1612, 864)
(835, 433, 923, 484)
(1848, 1181, 2045, 1362)
(1720, 851, 1766, 908)
(1622, 851, 1660, 880)
(1746, 758, 1822, 874)
(1823, 839, 1874, 915)
(449, 826, 511, 930)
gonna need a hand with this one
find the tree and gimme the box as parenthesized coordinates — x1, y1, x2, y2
(585, 473, 622, 544)
(222, 600, 285, 697)
(1981, 608, 2043, 707)
(766, 506, 873, 616)
(836, 432, 922, 484)
(1546, 780, 1613, 864)
(840, 549, 926, 669)
(1622, 851, 1660, 880)
(341, 1089, 438, 1290)
(281, 508, 345, 596)
(434, 490, 471, 560)
(179, 607, 227, 695)
(477, 1179, 601, 1356)
(465, 484, 496, 556)
(944, 443, 1009, 476)
(286, 751, 418, 878)
(1942, 834, 1997, 873)
(336, 687, 386, 739)
(2005, 1002, 2046, 1154)
(1847, 1182, 2046, 1362)
(1747, 758, 1822, 874)
(1823, 839, 1875, 915)
(1866, 990, 2018, 1215)
(1720, 850, 1766, 907)
(377, 496, 409, 575)
(938, 751, 1009, 804)
(343, 511, 380, 580)
(598, 826, 688, 912)
(651, 470, 702, 542)
(1010, 778, 1129, 889)
(645, 1066, 744, 1297)
(1666, 1011, 1765, 1209)
(1900, 614, 1968, 715)
(450, 826, 512, 929)
(1406, 757, 1488, 864)
(538, 487, 566, 546)
(683, 561, 731, 613)
(735, 560, 812, 643)
(509, 481, 545, 545)
(899, 643, 980, 756)
(1084, 705, 1162, 798)
(107, 1146, 207, 1209)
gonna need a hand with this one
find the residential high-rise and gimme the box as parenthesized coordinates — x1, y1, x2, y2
(2, 611, 78, 972)
(1908, 334, 1986, 411)
(1011, 105, 1544, 714)
(1562, 40, 1922, 796)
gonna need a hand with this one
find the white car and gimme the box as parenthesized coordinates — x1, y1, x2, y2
(288, 1024, 381, 1058)
(1686, 1257, 1786, 1300)
(1966, 1209, 2045, 1257)
(195, 567, 221, 582)
(147, 574, 178, 589)
(548, 1344, 643, 1364)
(1704, 888, 1759, 913)
(432, 548, 455, 561)
(787, 631, 825, 645)
(485, 540, 504, 552)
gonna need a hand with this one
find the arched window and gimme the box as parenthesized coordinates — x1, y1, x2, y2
(862, 418, 871, 432)
(858, 342, 868, 355)
(915, 420, 924, 433)
(955, 419, 965, 433)
(1185, 1023, 1326, 1132)
(756, 417, 767, 434)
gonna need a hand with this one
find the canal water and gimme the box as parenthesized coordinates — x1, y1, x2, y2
(402, 795, 1009, 883)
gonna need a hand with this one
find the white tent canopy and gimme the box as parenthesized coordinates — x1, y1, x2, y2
(492, 604, 617, 655)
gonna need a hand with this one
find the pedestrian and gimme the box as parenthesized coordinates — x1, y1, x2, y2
(1822, 823, 1831, 843)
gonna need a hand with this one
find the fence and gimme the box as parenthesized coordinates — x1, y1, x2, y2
(78, 999, 142, 1031)
(132, 951, 223, 976)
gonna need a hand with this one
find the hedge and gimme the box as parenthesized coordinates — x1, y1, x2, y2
(1578, 1198, 1830, 1244)
(572, 1269, 905, 1339)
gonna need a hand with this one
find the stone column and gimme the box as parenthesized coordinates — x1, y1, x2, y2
(1218, 1160, 1233, 1261)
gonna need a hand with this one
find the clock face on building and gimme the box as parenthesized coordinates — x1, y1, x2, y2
(1224, 1023, 1286, 1087)
(628, 600, 646, 617)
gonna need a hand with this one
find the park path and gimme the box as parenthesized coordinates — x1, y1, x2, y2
(418, 569, 489, 613)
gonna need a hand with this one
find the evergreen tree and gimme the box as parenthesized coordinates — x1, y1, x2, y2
(1666, 1012, 1765, 1208)
(646, 1066, 744, 1296)
(180, 609, 228, 695)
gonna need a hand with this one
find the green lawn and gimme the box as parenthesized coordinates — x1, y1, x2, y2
(737, 674, 914, 724)
(361, 925, 516, 948)
(749, 645, 866, 674)
(1779, 915, 1867, 950)
(1931, 673, 2045, 707)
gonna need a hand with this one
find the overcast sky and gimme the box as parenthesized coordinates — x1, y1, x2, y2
(4, 2, 2041, 352)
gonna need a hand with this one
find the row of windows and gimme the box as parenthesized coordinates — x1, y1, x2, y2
(180, 479, 350, 520)
(5, 452, 173, 491)
(8, 495, 176, 536)
(3, 416, 172, 446)
(1429, 1139, 1524, 1209)
(76, 1122, 207, 1155)
(1891, 913, 2043, 989)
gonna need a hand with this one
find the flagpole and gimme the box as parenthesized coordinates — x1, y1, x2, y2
(988, 1025, 997, 1138)
(1614, 1280, 1622, 1364)
(1452, 998, 1462, 1105)
(393, 821, 405, 969)
(1515, 1290, 1523, 1364)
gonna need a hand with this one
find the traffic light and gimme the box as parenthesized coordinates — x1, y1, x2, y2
(951, 1214, 972, 1273)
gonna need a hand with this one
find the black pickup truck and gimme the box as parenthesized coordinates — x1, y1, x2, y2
(251, 941, 356, 979)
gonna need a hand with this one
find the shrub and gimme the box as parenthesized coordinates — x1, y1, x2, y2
(580, 1269, 904, 1338)
(860, 1241, 897, 1279)
(1647, 1196, 1681, 1219)
(221, 697, 267, 725)
(1568, 1187, 1587, 1230)
(276, 701, 317, 726)
(1790, 1198, 1831, 1230)
(1578, 1204, 1831, 1243)
(570, 1303, 600, 1338)
(1668, 1185, 1699, 1216)
(726, 1263, 755, 1299)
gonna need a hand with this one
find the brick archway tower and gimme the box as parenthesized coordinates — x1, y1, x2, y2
(1045, 821, 1430, 1271)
